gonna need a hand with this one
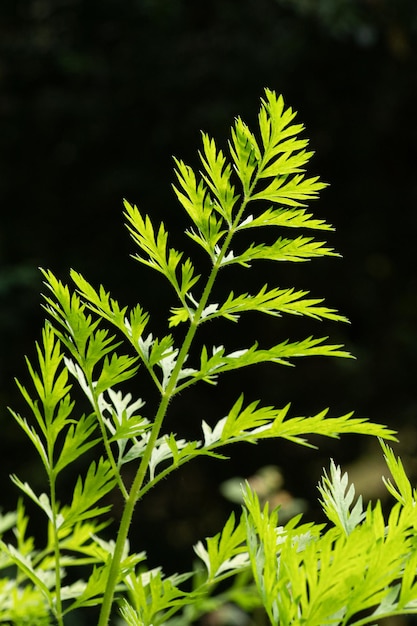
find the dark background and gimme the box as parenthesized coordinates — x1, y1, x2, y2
(1, 0, 417, 603)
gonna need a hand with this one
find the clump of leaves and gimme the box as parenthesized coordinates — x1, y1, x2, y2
(2, 90, 416, 626)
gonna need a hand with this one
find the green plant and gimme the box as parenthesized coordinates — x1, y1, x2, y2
(2, 89, 417, 626)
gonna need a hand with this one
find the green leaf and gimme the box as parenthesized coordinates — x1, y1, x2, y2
(70, 270, 127, 323)
(7, 409, 49, 471)
(220, 235, 339, 268)
(16, 325, 73, 437)
(242, 484, 305, 624)
(178, 257, 201, 298)
(197, 285, 348, 323)
(241, 460, 417, 626)
(119, 600, 143, 626)
(173, 158, 214, 227)
(398, 549, 417, 609)
(99, 387, 148, 440)
(124, 202, 180, 274)
(70, 269, 150, 347)
(318, 460, 366, 535)
(229, 117, 260, 194)
(380, 440, 416, 506)
(135, 332, 187, 391)
(60, 458, 117, 529)
(199, 133, 240, 225)
(32, 327, 72, 407)
(0, 510, 17, 537)
(191, 337, 353, 387)
(264, 408, 396, 445)
(194, 512, 249, 582)
(173, 158, 227, 258)
(146, 334, 176, 367)
(94, 353, 139, 395)
(251, 173, 325, 207)
(200, 395, 395, 452)
(258, 90, 299, 149)
(0, 580, 50, 624)
(148, 434, 191, 480)
(41, 270, 100, 361)
(340, 503, 414, 624)
(63, 563, 112, 612)
(236, 206, 333, 231)
(10, 477, 55, 523)
(54, 412, 100, 476)
(168, 305, 191, 327)
(219, 394, 287, 442)
(123, 568, 193, 626)
(258, 144, 313, 179)
(0, 542, 54, 604)
(124, 200, 201, 302)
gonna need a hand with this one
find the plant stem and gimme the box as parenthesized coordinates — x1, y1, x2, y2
(96, 391, 170, 626)
(97, 189, 253, 625)
(46, 425, 64, 626)
(97, 297, 211, 624)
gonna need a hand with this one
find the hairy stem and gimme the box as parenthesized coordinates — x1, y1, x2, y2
(97, 190, 252, 625)
(50, 469, 64, 626)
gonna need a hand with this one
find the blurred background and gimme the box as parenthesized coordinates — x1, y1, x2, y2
(1, 0, 417, 616)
